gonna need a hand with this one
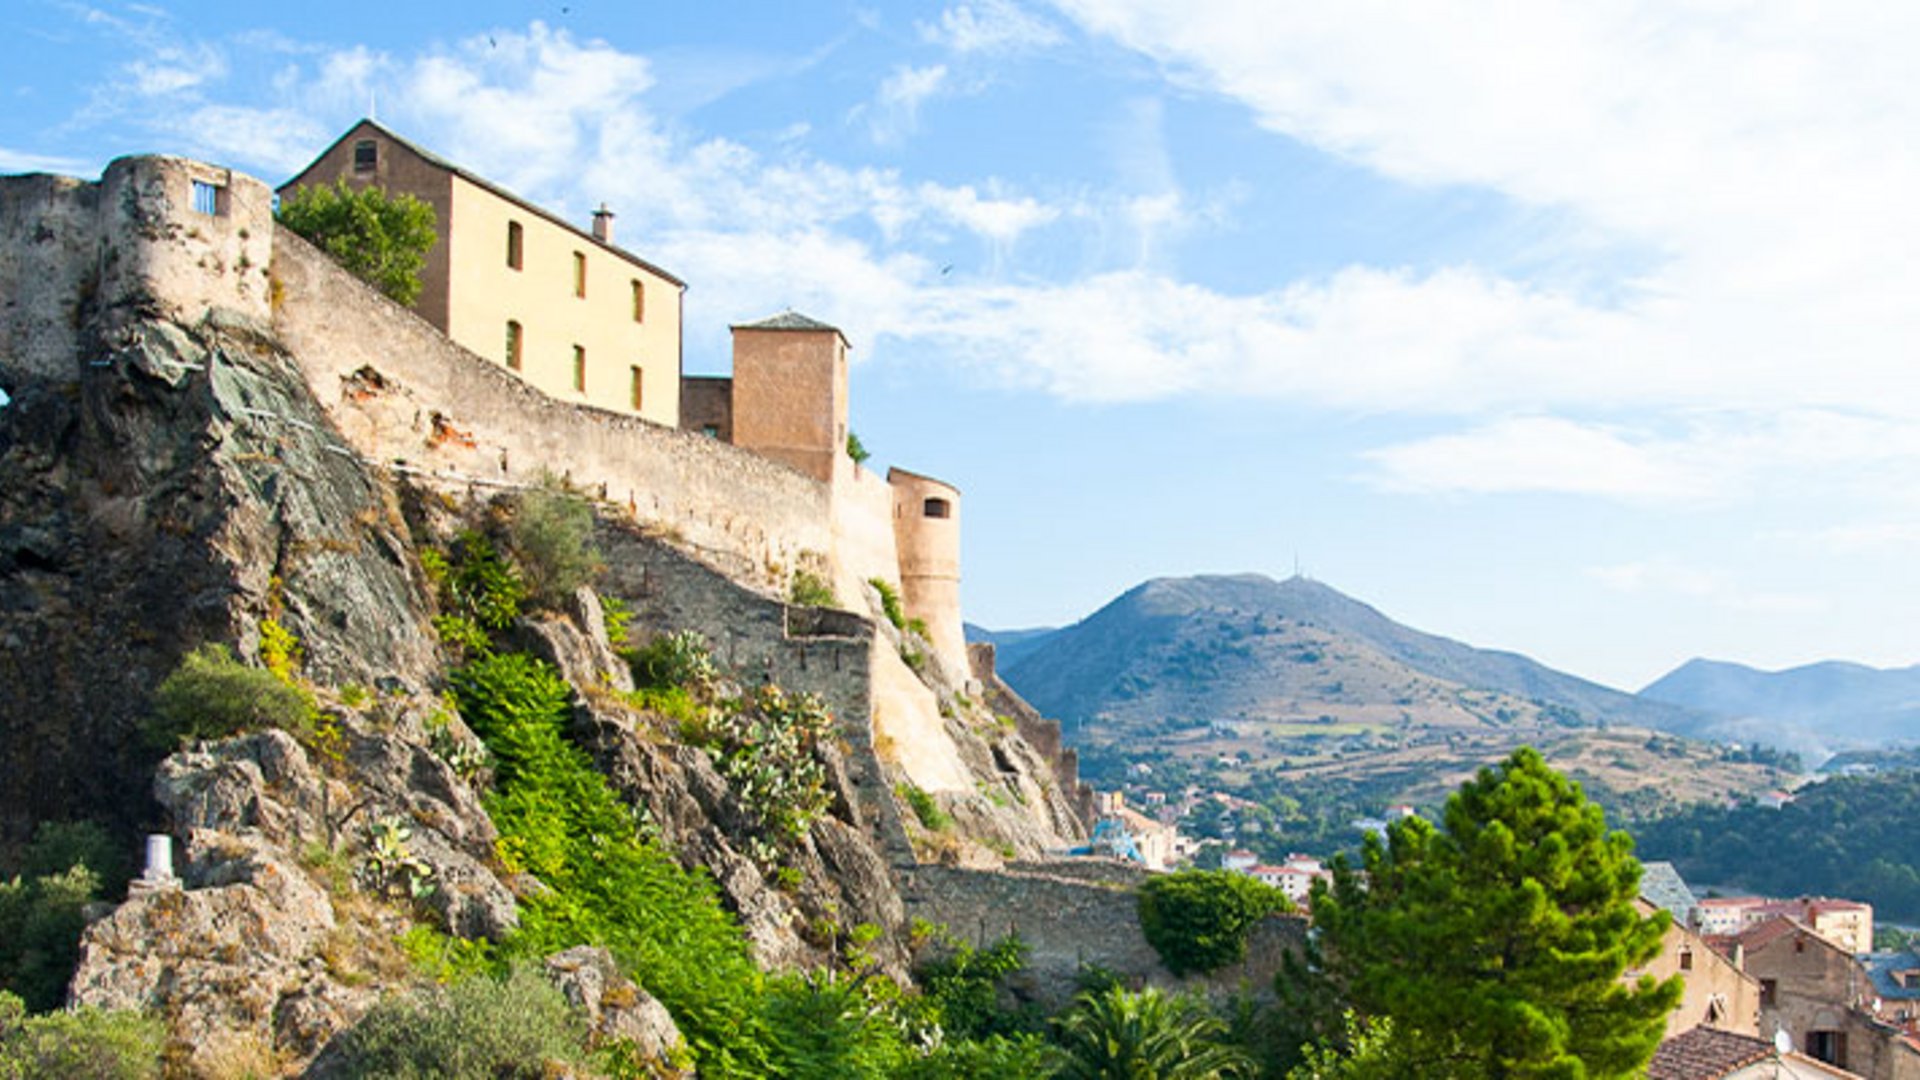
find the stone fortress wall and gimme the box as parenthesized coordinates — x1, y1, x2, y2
(1, 156, 273, 386)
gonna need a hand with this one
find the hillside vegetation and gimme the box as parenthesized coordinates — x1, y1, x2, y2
(1635, 769, 1920, 921)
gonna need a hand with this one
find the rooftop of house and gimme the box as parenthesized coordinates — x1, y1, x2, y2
(1640, 860, 1700, 924)
(1697, 896, 1768, 909)
(1755, 897, 1871, 917)
(1860, 949, 1920, 1001)
(285, 118, 687, 288)
(1649, 1025, 1859, 1079)
(1735, 915, 1858, 960)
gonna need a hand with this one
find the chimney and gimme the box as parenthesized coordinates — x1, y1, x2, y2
(591, 203, 615, 244)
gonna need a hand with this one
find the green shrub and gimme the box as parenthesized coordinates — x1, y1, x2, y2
(449, 651, 768, 1075)
(790, 569, 836, 609)
(599, 595, 633, 648)
(509, 476, 602, 607)
(897, 784, 951, 832)
(441, 531, 525, 634)
(0, 866, 98, 1012)
(869, 578, 906, 630)
(0, 991, 164, 1079)
(16, 821, 128, 896)
(325, 964, 584, 1079)
(685, 686, 836, 854)
(761, 972, 914, 1079)
(1137, 870, 1290, 977)
(846, 431, 871, 465)
(275, 178, 438, 306)
(627, 629, 718, 692)
(143, 643, 315, 749)
(1054, 985, 1252, 1079)
(916, 933, 1037, 1042)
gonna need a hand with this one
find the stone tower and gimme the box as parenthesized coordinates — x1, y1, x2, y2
(889, 468, 967, 674)
(728, 312, 848, 484)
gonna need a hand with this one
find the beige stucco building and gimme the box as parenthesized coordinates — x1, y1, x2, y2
(281, 120, 685, 427)
(1632, 898, 1765, 1040)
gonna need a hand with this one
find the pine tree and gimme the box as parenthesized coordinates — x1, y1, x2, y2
(1303, 747, 1680, 1079)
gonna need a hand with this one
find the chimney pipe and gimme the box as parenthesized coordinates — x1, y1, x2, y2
(591, 203, 615, 244)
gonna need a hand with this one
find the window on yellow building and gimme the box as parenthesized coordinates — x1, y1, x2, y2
(574, 251, 587, 298)
(630, 366, 643, 411)
(507, 222, 524, 270)
(506, 321, 523, 370)
(573, 346, 587, 392)
(924, 498, 952, 519)
(631, 279, 644, 322)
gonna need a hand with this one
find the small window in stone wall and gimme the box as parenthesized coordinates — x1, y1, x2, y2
(507, 222, 524, 270)
(353, 139, 377, 173)
(573, 251, 587, 298)
(630, 365, 643, 411)
(506, 321, 523, 370)
(1678, 946, 1692, 971)
(191, 180, 222, 217)
(573, 345, 587, 391)
(923, 497, 951, 519)
(631, 279, 645, 322)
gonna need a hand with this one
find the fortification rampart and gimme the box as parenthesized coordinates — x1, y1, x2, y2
(271, 233, 838, 593)
(899, 863, 1306, 1004)
(1, 156, 271, 387)
(972, 643, 1098, 826)
(591, 520, 916, 863)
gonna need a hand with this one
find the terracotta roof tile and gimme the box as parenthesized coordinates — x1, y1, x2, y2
(1648, 1027, 1772, 1079)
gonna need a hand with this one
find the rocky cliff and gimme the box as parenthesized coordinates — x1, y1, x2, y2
(1, 294, 1088, 1072)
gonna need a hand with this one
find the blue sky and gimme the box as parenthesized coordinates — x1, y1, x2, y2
(8, 0, 1920, 690)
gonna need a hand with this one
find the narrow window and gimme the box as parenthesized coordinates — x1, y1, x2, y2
(507, 222, 524, 270)
(631, 279, 645, 322)
(629, 365, 643, 411)
(573, 251, 587, 298)
(923, 497, 951, 519)
(1678, 947, 1693, 972)
(505, 321, 523, 370)
(573, 345, 587, 392)
(353, 139, 377, 173)
(1759, 978, 1776, 1008)
(191, 180, 222, 217)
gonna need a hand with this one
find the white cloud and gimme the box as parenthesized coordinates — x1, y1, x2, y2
(864, 64, 949, 144)
(923, 0, 1064, 55)
(1367, 417, 1709, 501)
(0, 147, 88, 173)
(1586, 557, 1823, 615)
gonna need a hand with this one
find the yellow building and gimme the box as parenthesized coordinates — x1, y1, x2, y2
(281, 120, 685, 427)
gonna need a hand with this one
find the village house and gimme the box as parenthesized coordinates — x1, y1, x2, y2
(1727, 916, 1920, 1078)
(1630, 896, 1763, 1040)
(1245, 854, 1332, 906)
(1699, 897, 1876, 955)
(282, 120, 686, 427)
(1649, 1026, 1861, 1079)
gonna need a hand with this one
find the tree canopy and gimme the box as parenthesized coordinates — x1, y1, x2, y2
(1301, 747, 1680, 1079)
(275, 179, 437, 305)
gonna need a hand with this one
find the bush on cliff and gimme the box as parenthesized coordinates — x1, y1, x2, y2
(275, 178, 437, 306)
(0, 991, 164, 1079)
(508, 476, 602, 608)
(448, 650, 768, 1075)
(1137, 870, 1291, 978)
(322, 964, 584, 1079)
(143, 643, 316, 748)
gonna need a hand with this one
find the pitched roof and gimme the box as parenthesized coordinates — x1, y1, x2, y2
(730, 310, 851, 346)
(1648, 1027, 1774, 1079)
(1641, 861, 1700, 923)
(283, 119, 687, 288)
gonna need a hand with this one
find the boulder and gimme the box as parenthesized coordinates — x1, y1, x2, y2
(544, 946, 686, 1071)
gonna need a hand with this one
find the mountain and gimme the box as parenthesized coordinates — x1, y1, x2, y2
(1000, 574, 1706, 733)
(989, 574, 1784, 817)
(1641, 657, 1920, 757)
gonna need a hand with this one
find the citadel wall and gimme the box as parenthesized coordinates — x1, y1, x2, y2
(899, 863, 1306, 1003)
(889, 468, 968, 673)
(270, 232, 832, 594)
(1, 156, 272, 386)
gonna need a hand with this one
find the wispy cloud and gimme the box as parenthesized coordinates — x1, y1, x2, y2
(1587, 557, 1824, 615)
(923, 0, 1064, 55)
(0, 146, 88, 173)
(862, 63, 949, 144)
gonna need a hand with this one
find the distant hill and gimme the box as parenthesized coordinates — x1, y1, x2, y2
(1641, 657, 1920, 759)
(999, 574, 1706, 734)
(985, 574, 1784, 819)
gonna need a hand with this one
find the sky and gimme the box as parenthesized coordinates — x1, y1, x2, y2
(6, 0, 1920, 691)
